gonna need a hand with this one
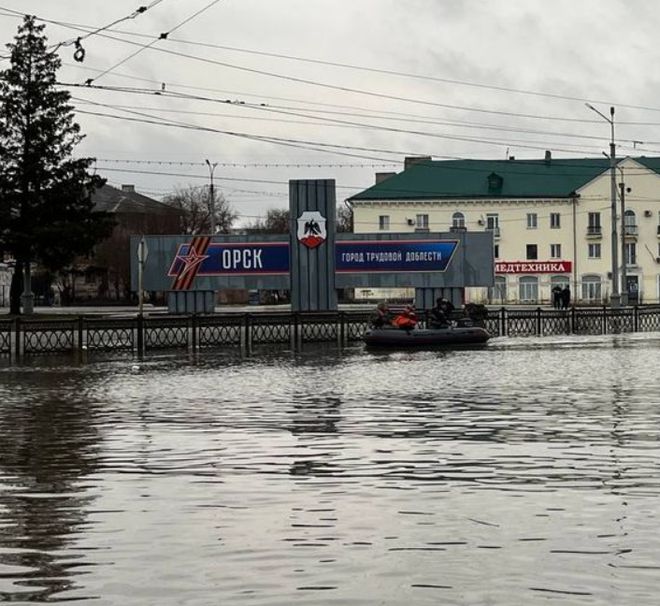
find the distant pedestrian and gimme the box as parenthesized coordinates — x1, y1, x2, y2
(561, 285, 571, 309)
(551, 285, 562, 309)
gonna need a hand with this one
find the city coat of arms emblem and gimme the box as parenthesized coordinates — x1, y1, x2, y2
(296, 211, 327, 249)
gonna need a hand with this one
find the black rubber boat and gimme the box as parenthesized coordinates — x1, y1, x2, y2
(363, 325, 491, 347)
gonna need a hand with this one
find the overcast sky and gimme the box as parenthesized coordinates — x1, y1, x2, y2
(2, 0, 660, 225)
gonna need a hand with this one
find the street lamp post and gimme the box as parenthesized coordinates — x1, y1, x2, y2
(205, 159, 218, 235)
(619, 173, 631, 306)
(586, 104, 619, 306)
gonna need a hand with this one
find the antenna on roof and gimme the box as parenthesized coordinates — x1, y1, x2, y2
(505, 147, 509, 160)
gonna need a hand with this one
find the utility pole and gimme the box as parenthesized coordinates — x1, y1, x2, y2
(619, 176, 631, 306)
(205, 159, 218, 235)
(137, 236, 148, 316)
(586, 104, 619, 306)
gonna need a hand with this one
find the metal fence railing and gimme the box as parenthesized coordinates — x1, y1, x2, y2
(0, 306, 658, 357)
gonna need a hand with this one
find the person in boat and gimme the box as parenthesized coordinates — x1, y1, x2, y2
(428, 297, 450, 329)
(438, 297, 455, 316)
(371, 302, 393, 328)
(392, 304, 418, 330)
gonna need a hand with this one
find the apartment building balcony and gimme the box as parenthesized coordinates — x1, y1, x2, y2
(486, 226, 501, 239)
(586, 226, 602, 238)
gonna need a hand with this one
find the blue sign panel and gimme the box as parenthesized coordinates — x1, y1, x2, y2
(168, 241, 290, 277)
(336, 240, 458, 273)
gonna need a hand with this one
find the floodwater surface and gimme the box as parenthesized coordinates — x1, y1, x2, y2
(1, 333, 660, 605)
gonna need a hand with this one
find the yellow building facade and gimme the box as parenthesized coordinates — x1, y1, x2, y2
(349, 156, 660, 305)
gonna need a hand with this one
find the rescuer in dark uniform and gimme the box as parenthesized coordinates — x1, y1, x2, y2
(371, 302, 393, 328)
(428, 297, 450, 328)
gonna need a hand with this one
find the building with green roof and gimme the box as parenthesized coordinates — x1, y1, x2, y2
(349, 154, 660, 305)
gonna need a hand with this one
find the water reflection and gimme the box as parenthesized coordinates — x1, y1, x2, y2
(0, 371, 102, 602)
(0, 333, 659, 604)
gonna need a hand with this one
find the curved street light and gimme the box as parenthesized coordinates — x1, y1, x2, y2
(586, 104, 620, 306)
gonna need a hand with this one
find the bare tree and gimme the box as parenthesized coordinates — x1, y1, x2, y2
(163, 185, 237, 234)
(337, 204, 353, 232)
(247, 208, 290, 233)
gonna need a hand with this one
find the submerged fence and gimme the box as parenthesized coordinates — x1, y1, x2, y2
(1, 306, 660, 357)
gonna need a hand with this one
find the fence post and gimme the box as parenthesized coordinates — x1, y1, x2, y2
(137, 314, 144, 357)
(293, 312, 300, 349)
(245, 313, 251, 352)
(500, 307, 506, 337)
(602, 305, 607, 335)
(191, 314, 197, 351)
(15, 317, 20, 358)
(634, 305, 639, 332)
(570, 306, 576, 334)
(536, 307, 542, 336)
(78, 316, 84, 352)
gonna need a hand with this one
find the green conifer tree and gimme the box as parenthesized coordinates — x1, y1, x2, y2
(0, 16, 113, 314)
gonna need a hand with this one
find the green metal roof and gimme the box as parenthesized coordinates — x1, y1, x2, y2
(633, 156, 660, 174)
(350, 157, 621, 201)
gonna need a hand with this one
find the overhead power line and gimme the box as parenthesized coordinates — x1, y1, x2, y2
(71, 97, 650, 147)
(9, 5, 660, 116)
(93, 165, 363, 189)
(66, 87, 609, 156)
(94, 158, 398, 168)
(49, 0, 167, 57)
(6, 6, 648, 124)
(86, 0, 224, 84)
(72, 98, 656, 178)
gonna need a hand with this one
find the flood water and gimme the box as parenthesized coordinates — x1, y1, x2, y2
(1, 333, 660, 605)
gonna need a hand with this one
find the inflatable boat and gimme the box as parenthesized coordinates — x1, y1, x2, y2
(363, 325, 491, 347)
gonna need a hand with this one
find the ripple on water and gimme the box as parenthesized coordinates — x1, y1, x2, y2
(1, 333, 660, 604)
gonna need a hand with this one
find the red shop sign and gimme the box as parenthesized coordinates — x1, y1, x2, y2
(495, 261, 572, 274)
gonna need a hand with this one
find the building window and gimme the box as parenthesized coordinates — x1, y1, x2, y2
(489, 275, 507, 303)
(588, 212, 601, 235)
(452, 211, 465, 229)
(624, 209, 637, 236)
(588, 243, 601, 258)
(494, 244, 499, 259)
(526, 244, 538, 260)
(550, 213, 561, 229)
(581, 275, 602, 302)
(625, 242, 637, 265)
(527, 213, 538, 229)
(485, 213, 500, 237)
(378, 215, 390, 231)
(519, 276, 539, 302)
(416, 214, 429, 229)
(550, 244, 561, 258)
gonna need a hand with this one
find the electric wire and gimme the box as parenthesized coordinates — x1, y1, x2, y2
(2, 7, 640, 125)
(87, 0, 224, 84)
(71, 93, 660, 179)
(63, 61, 660, 130)
(49, 1, 166, 56)
(65, 83, 659, 164)
(8, 6, 660, 118)
(68, 91, 604, 155)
